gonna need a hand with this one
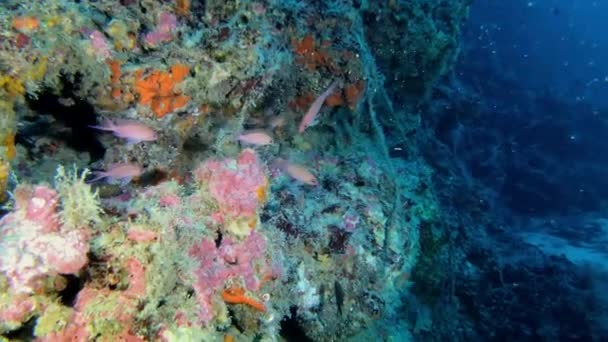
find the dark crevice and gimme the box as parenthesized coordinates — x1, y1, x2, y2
(279, 306, 313, 342)
(2, 316, 36, 340)
(226, 307, 245, 333)
(24, 74, 105, 163)
(328, 226, 351, 254)
(57, 274, 84, 307)
(0, 208, 8, 220)
(215, 230, 223, 248)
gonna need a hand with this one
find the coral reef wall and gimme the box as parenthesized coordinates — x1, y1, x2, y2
(0, 0, 470, 340)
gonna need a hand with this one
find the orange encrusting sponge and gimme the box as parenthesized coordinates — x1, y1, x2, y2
(134, 64, 190, 118)
(12, 16, 40, 33)
(222, 286, 266, 312)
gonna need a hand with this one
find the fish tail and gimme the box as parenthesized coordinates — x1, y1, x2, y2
(324, 80, 339, 96)
(89, 118, 115, 131)
(88, 125, 109, 131)
(87, 171, 108, 183)
(298, 114, 310, 133)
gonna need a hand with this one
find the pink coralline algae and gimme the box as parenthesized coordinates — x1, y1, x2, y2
(0, 185, 90, 294)
(127, 228, 159, 242)
(144, 12, 178, 47)
(88, 30, 112, 59)
(44, 258, 148, 341)
(0, 295, 35, 328)
(23, 185, 61, 232)
(194, 148, 268, 223)
(45, 287, 144, 342)
(188, 230, 268, 324)
(159, 193, 180, 207)
(124, 258, 147, 298)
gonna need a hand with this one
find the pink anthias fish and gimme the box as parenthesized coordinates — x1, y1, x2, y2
(269, 115, 286, 129)
(285, 163, 318, 186)
(89, 163, 144, 185)
(298, 81, 338, 133)
(238, 130, 274, 146)
(90, 119, 157, 144)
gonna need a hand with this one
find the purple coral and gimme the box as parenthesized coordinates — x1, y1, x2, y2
(188, 230, 268, 324)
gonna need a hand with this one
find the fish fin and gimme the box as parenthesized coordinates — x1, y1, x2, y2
(89, 125, 110, 131)
(89, 118, 115, 131)
(125, 138, 143, 145)
(87, 171, 107, 183)
(298, 120, 307, 133)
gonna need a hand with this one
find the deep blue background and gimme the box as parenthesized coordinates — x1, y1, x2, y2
(464, 0, 608, 106)
(450, 0, 608, 215)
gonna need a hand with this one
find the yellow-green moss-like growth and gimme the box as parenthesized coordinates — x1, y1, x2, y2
(0, 74, 24, 203)
(54, 165, 103, 229)
(34, 301, 73, 338)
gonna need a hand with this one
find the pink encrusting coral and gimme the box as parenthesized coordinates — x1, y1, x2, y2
(124, 258, 147, 298)
(127, 228, 159, 242)
(0, 185, 90, 294)
(23, 185, 61, 232)
(87, 29, 112, 59)
(188, 230, 269, 324)
(44, 286, 145, 342)
(0, 295, 35, 329)
(194, 148, 268, 223)
(44, 256, 148, 340)
(144, 12, 178, 47)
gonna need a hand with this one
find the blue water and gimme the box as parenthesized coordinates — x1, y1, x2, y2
(431, 0, 608, 339)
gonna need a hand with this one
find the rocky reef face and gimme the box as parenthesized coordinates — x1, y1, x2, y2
(0, 0, 471, 340)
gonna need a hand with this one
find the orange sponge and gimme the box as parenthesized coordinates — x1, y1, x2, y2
(134, 64, 191, 118)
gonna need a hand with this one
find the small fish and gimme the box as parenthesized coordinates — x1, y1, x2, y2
(58, 97, 75, 107)
(90, 119, 157, 144)
(285, 163, 318, 186)
(238, 130, 273, 146)
(89, 163, 143, 185)
(334, 280, 344, 316)
(269, 115, 286, 129)
(299, 81, 338, 133)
